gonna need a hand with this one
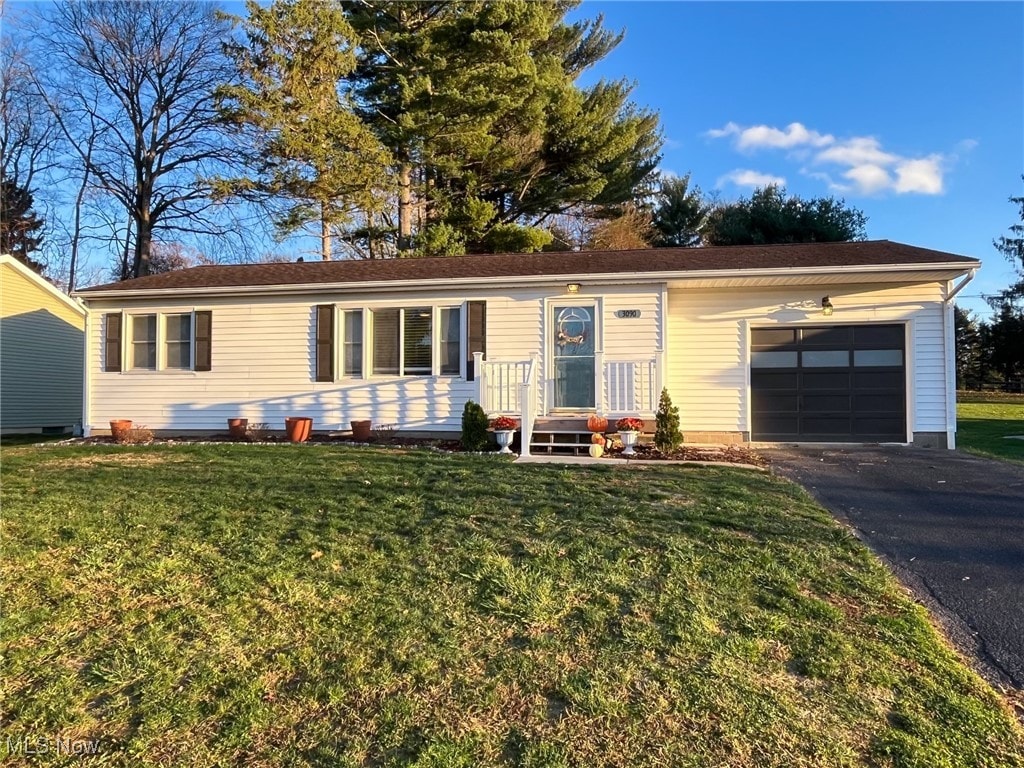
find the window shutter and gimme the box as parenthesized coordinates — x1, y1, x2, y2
(466, 301, 486, 381)
(315, 304, 335, 382)
(194, 311, 212, 372)
(103, 313, 122, 372)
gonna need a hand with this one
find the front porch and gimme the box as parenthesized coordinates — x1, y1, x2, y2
(474, 352, 663, 456)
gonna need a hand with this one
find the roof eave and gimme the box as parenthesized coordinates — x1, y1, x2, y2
(73, 260, 982, 302)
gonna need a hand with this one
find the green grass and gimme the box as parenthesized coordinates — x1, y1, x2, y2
(956, 402, 1024, 463)
(1, 444, 1021, 767)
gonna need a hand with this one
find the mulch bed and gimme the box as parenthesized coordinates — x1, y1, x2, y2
(47, 435, 768, 467)
(606, 443, 770, 467)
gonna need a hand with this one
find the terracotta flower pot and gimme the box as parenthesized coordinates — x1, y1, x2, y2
(228, 418, 248, 440)
(285, 416, 313, 443)
(351, 419, 372, 441)
(110, 419, 132, 443)
(586, 415, 609, 433)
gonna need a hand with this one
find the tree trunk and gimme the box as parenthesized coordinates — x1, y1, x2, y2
(133, 212, 153, 278)
(119, 219, 134, 281)
(320, 201, 331, 261)
(398, 160, 412, 252)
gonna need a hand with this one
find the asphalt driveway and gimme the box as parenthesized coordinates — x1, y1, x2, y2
(766, 446, 1024, 690)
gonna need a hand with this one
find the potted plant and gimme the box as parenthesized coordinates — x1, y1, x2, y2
(490, 415, 518, 454)
(350, 419, 372, 441)
(285, 416, 313, 443)
(616, 417, 644, 456)
(227, 418, 248, 440)
(109, 419, 132, 443)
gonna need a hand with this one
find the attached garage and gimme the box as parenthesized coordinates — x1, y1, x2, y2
(750, 324, 906, 442)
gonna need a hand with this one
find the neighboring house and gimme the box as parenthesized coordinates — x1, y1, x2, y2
(74, 240, 978, 449)
(1, 254, 86, 434)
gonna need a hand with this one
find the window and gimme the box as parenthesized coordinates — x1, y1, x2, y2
(343, 310, 363, 376)
(372, 309, 400, 375)
(346, 305, 464, 378)
(440, 307, 461, 375)
(131, 314, 157, 370)
(403, 307, 432, 375)
(165, 314, 192, 369)
(111, 310, 210, 373)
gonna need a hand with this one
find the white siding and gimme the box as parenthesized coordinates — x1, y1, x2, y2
(666, 282, 949, 437)
(84, 284, 664, 433)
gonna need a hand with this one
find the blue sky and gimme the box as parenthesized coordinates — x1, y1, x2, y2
(570, 1, 1023, 318)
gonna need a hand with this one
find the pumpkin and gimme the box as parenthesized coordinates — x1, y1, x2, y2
(588, 443, 604, 458)
(590, 433, 606, 446)
(586, 415, 609, 433)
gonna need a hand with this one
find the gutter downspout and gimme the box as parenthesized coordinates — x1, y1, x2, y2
(81, 305, 92, 437)
(942, 268, 977, 450)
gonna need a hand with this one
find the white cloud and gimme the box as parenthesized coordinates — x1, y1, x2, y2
(841, 164, 893, 195)
(708, 120, 951, 196)
(706, 122, 741, 140)
(706, 121, 833, 151)
(716, 169, 787, 189)
(816, 137, 897, 167)
(893, 156, 944, 194)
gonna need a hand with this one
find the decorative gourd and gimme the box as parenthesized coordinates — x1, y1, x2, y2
(590, 433, 605, 446)
(586, 415, 609, 433)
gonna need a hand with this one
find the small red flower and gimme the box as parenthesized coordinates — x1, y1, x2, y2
(616, 417, 644, 432)
(490, 416, 518, 430)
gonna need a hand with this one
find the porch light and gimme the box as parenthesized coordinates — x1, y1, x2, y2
(566, 282, 581, 294)
(821, 296, 834, 316)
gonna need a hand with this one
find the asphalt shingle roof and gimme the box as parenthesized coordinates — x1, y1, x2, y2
(76, 240, 979, 294)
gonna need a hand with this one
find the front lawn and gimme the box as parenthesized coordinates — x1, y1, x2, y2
(1, 444, 1021, 767)
(957, 401, 1024, 463)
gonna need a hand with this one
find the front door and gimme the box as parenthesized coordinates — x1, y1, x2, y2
(552, 304, 595, 410)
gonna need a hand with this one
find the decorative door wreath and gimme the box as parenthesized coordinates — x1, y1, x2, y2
(556, 307, 591, 346)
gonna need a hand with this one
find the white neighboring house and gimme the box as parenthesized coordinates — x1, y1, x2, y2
(1, 254, 86, 434)
(73, 240, 978, 449)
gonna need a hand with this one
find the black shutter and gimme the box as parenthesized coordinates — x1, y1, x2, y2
(315, 304, 335, 382)
(194, 311, 212, 371)
(466, 300, 486, 381)
(103, 313, 121, 372)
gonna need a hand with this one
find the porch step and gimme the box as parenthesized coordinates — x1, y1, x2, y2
(529, 429, 595, 456)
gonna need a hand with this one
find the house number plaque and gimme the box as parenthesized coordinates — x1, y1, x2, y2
(615, 309, 642, 318)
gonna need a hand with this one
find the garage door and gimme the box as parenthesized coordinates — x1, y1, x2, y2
(751, 325, 906, 442)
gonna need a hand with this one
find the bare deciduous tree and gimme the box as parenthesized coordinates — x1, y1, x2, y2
(32, 0, 239, 279)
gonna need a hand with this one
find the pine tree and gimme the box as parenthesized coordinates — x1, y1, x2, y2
(654, 388, 681, 452)
(990, 178, 1024, 307)
(652, 174, 709, 247)
(346, 1, 662, 256)
(217, 0, 391, 260)
(0, 176, 44, 272)
(704, 185, 867, 246)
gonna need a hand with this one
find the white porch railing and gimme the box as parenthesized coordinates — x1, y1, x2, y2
(597, 350, 664, 416)
(475, 352, 539, 457)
